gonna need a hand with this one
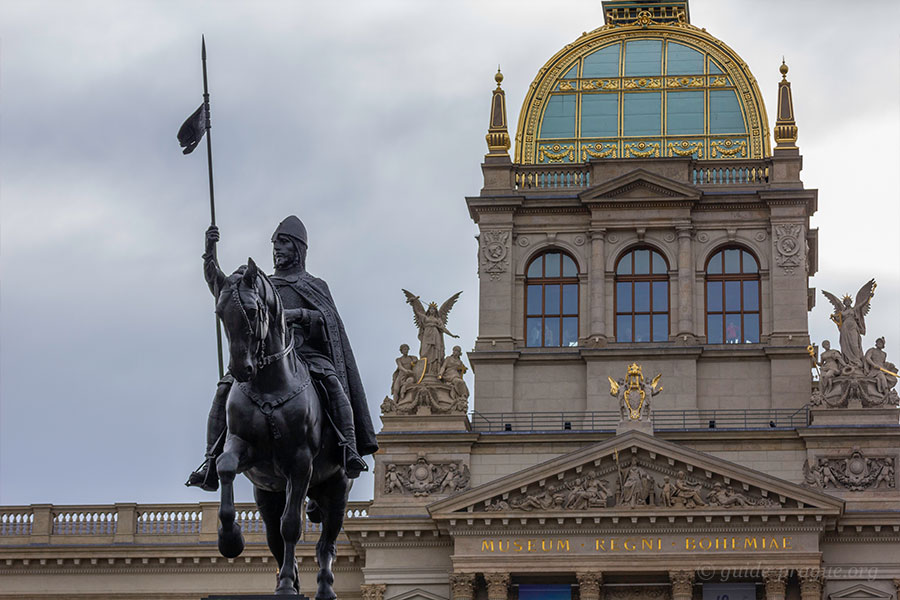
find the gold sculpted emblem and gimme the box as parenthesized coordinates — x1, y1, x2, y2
(609, 363, 662, 421)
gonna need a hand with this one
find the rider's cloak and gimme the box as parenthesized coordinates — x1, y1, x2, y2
(271, 271, 379, 456)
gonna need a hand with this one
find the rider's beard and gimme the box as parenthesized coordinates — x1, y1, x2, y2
(273, 250, 296, 271)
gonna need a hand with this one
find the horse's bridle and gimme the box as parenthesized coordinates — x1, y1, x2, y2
(231, 275, 294, 371)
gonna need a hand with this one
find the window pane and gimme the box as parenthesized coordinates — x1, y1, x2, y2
(634, 249, 650, 274)
(635, 281, 651, 312)
(652, 251, 666, 274)
(562, 255, 577, 277)
(652, 281, 668, 311)
(635, 315, 651, 342)
(527, 256, 542, 278)
(617, 282, 632, 312)
(724, 249, 741, 273)
(743, 314, 760, 343)
(724, 281, 741, 311)
(527, 285, 542, 316)
(707, 281, 722, 312)
(545, 285, 560, 315)
(708, 252, 722, 274)
(527, 318, 542, 347)
(562, 317, 578, 347)
(545, 319, 560, 347)
(539, 94, 576, 139)
(617, 254, 632, 275)
(617, 315, 632, 342)
(562, 284, 578, 314)
(652, 314, 668, 342)
(742, 251, 758, 273)
(707, 315, 723, 343)
(545, 253, 561, 277)
(743, 280, 759, 311)
(724, 314, 741, 343)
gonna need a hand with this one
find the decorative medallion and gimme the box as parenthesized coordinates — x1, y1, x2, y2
(663, 232, 677, 243)
(480, 230, 511, 281)
(574, 234, 586, 246)
(773, 223, 803, 274)
(517, 236, 530, 247)
(754, 231, 767, 242)
(696, 231, 709, 243)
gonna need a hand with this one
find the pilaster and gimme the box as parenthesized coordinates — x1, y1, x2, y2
(577, 572, 603, 600)
(484, 572, 511, 600)
(675, 226, 694, 338)
(763, 569, 789, 600)
(799, 571, 823, 600)
(589, 229, 607, 344)
(670, 570, 695, 600)
(112, 502, 137, 544)
(450, 573, 476, 600)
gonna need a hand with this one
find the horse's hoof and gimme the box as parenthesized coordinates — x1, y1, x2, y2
(275, 579, 299, 595)
(316, 592, 337, 600)
(217, 525, 244, 558)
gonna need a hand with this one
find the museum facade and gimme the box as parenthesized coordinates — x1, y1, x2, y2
(2, 2, 899, 600)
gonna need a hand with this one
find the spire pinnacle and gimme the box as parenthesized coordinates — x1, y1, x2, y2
(485, 67, 511, 156)
(773, 60, 798, 148)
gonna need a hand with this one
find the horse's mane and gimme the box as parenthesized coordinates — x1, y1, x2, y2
(228, 263, 286, 339)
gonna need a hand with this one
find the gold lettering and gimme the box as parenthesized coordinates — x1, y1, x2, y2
(768, 537, 779, 550)
(482, 540, 494, 552)
(699, 538, 712, 550)
(513, 540, 523, 552)
(542, 539, 552, 552)
(783, 537, 793, 550)
(685, 537, 696, 550)
(527, 540, 535, 552)
(498, 541, 509, 552)
(743, 537, 757, 549)
(623, 538, 635, 551)
(596, 539, 605, 551)
(610, 538, 617, 551)
(641, 538, 654, 551)
(557, 539, 570, 552)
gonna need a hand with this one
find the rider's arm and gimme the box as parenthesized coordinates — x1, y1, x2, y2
(202, 225, 227, 296)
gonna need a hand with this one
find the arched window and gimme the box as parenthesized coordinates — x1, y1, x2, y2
(615, 248, 669, 342)
(525, 251, 579, 347)
(705, 247, 760, 344)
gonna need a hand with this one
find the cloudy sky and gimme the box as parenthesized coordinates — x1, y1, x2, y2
(1, 0, 898, 507)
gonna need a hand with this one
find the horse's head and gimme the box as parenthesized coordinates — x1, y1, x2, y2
(215, 258, 285, 382)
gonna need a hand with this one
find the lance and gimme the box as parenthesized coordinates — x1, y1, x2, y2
(201, 36, 226, 380)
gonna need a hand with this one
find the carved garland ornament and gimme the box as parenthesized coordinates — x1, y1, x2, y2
(480, 230, 510, 281)
(383, 455, 471, 497)
(773, 223, 803, 274)
(803, 449, 896, 491)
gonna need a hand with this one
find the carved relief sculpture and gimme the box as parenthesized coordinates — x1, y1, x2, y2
(773, 223, 803, 274)
(382, 290, 469, 415)
(813, 279, 900, 408)
(803, 448, 896, 491)
(480, 230, 511, 281)
(382, 454, 470, 497)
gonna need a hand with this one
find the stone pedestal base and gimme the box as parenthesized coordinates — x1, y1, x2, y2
(616, 418, 654, 436)
(810, 407, 900, 426)
(203, 596, 311, 600)
(381, 413, 471, 432)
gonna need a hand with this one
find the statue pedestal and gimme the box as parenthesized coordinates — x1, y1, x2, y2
(381, 413, 471, 432)
(810, 407, 900, 426)
(203, 596, 310, 600)
(616, 418, 654, 436)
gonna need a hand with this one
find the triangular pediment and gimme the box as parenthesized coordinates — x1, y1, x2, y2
(829, 586, 892, 600)
(387, 589, 448, 600)
(428, 431, 843, 518)
(579, 169, 700, 203)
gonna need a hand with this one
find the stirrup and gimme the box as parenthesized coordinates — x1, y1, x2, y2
(341, 444, 367, 479)
(185, 457, 219, 492)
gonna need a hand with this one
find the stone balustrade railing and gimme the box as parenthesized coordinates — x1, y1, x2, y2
(0, 501, 371, 546)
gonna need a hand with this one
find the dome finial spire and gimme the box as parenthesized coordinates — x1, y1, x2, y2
(774, 59, 798, 148)
(485, 67, 511, 156)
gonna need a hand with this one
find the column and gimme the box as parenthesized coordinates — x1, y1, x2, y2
(670, 570, 695, 600)
(589, 229, 607, 343)
(764, 569, 789, 600)
(484, 572, 511, 600)
(362, 584, 387, 600)
(450, 573, 476, 600)
(676, 226, 694, 338)
(577, 572, 603, 600)
(799, 572, 823, 600)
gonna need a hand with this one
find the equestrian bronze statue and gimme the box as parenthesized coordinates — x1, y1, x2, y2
(187, 217, 377, 597)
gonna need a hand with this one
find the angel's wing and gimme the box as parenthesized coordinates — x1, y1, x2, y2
(821, 290, 844, 315)
(438, 291, 463, 326)
(608, 376, 619, 397)
(650, 373, 663, 391)
(854, 278, 876, 316)
(402, 289, 426, 331)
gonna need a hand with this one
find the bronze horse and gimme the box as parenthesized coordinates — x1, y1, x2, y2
(212, 258, 350, 597)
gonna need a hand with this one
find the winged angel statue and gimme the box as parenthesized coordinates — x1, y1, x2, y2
(822, 279, 876, 368)
(402, 290, 462, 376)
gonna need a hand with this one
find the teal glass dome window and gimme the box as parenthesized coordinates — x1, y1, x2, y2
(705, 247, 760, 344)
(615, 248, 669, 343)
(534, 38, 751, 162)
(525, 251, 579, 348)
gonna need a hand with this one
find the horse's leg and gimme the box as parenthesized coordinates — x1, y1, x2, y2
(216, 435, 250, 558)
(275, 451, 313, 595)
(254, 486, 286, 569)
(310, 474, 350, 600)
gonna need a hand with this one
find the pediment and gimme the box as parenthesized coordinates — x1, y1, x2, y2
(829, 585, 892, 600)
(428, 431, 843, 518)
(387, 589, 448, 600)
(579, 169, 700, 203)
